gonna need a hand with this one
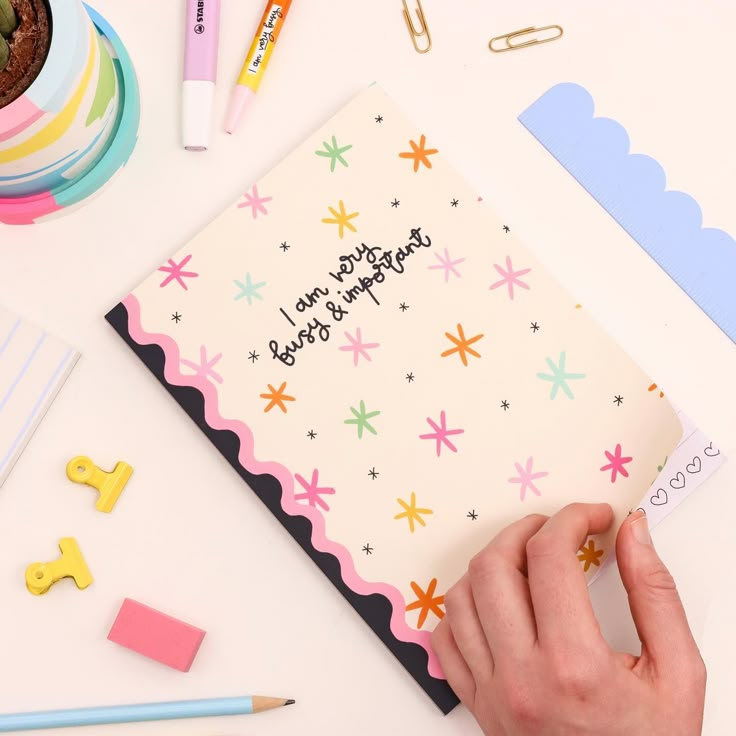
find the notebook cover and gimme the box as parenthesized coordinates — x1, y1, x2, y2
(105, 85, 683, 713)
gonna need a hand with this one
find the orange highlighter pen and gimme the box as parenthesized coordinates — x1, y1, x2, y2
(224, 0, 293, 134)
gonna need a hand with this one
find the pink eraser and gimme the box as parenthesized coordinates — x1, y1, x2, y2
(108, 598, 206, 672)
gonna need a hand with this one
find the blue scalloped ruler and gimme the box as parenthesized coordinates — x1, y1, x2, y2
(519, 83, 736, 344)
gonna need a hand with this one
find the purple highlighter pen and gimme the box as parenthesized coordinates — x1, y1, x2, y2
(182, 0, 221, 151)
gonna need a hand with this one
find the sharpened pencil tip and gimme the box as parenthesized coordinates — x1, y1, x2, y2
(285, 699, 295, 706)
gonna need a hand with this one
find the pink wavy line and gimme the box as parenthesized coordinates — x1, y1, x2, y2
(122, 293, 444, 679)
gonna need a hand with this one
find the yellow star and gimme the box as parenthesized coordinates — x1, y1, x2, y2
(577, 539, 604, 572)
(394, 492, 433, 533)
(321, 199, 359, 239)
(441, 323, 484, 366)
(259, 381, 296, 413)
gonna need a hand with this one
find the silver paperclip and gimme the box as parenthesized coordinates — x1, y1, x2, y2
(402, 0, 432, 54)
(489, 25, 564, 53)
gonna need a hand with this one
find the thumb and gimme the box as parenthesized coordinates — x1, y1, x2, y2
(616, 510, 699, 672)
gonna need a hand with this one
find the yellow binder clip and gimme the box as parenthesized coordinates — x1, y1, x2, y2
(66, 455, 133, 513)
(25, 538, 93, 595)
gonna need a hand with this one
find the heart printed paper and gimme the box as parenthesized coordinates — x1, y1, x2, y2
(107, 85, 682, 713)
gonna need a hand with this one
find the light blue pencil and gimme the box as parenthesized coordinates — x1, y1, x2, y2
(0, 695, 294, 732)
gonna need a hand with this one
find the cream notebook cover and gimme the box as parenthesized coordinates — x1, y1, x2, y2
(107, 85, 682, 712)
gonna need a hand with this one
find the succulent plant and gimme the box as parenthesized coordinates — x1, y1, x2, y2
(0, 0, 16, 38)
(0, 34, 8, 70)
(0, 0, 16, 71)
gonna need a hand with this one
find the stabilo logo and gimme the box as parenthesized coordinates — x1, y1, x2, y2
(195, 0, 205, 33)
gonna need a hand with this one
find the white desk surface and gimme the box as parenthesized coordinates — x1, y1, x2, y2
(1, 1, 734, 734)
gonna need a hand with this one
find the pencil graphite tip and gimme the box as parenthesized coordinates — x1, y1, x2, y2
(285, 699, 295, 706)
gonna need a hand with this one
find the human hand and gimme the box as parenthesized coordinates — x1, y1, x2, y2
(431, 504, 705, 735)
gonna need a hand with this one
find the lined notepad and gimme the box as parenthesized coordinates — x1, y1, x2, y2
(0, 307, 79, 487)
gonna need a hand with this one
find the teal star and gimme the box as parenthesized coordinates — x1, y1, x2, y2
(344, 400, 380, 438)
(537, 351, 586, 399)
(315, 135, 352, 172)
(233, 273, 266, 305)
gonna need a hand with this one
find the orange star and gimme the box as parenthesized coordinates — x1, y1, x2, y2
(399, 134, 439, 172)
(577, 539, 604, 572)
(406, 578, 445, 629)
(441, 323, 484, 366)
(260, 382, 296, 413)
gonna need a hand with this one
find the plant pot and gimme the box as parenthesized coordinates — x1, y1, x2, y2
(0, 0, 139, 224)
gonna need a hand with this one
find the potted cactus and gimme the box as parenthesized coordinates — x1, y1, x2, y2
(0, 0, 51, 108)
(0, 0, 140, 224)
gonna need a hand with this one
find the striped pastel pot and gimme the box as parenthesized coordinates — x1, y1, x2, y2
(0, 0, 139, 224)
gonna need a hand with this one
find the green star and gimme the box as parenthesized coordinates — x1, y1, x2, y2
(536, 351, 586, 399)
(233, 273, 266, 305)
(344, 400, 380, 438)
(315, 135, 352, 172)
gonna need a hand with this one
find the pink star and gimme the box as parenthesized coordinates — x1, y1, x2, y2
(180, 345, 223, 384)
(428, 248, 465, 282)
(237, 184, 272, 218)
(600, 444, 632, 482)
(294, 469, 336, 511)
(338, 328, 380, 366)
(419, 411, 465, 457)
(508, 457, 548, 501)
(489, 255, 531, 300)
(158, 254, 199, 290)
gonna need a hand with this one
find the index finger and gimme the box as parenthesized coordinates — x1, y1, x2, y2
(526, 503, 613, 652)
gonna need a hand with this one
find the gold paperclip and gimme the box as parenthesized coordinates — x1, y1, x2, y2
(489, 25, 563, 53)
(402, 0, 432, 54)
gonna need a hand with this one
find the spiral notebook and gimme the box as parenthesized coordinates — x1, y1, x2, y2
(106, 85, 686, 712)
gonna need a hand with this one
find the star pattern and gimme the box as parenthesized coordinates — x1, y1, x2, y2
(578, 539, 604, 572)
(398, 134, 438, 172)
(600, 443, 633, 482)
(159, 255, 199, 290)
(419, 411, 464, 457)
(450, 198, 459, 207)
(614, 395, 623, 406)
(338, 328, 380, 366)
(234, 273, 267, 305)
(344, 400, 380, 438)
(391, 198, 400, 207)
(508, 457, 548, 501)
(530, 322, 540, 332)
(501, 400, 510, 411)
(375, 115, 383, 123)
(399, 302, 409, 312)
(394, 492, 433, 533)
(467, 509, 478, 520)
(537, 351, 586, 399)
(363, 543, 374, 554)
(237, 184, 272, 218)
(322, 200, 359, 238)
(489, 255, 532, 300)
(171, 312, 182, 323)
(248, 350, 259, 363)
(406, 372, 415, 383)
(260, 382, 296, 413)
(406, 578, 445, 629)
(280, 241, 290, 252)
(307, 430, 317, 439)
(503, 225, 510, 233)
(368, 467, 379, 480)
(428, 248, 465, 282)
(441, 323, 483, 366)
(293, 469, 335, 511)
(181, 346, 223, 384)
(315, 135, 352, 172)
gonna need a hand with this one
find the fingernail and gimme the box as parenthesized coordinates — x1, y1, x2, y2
(631, 512, 651, 545)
